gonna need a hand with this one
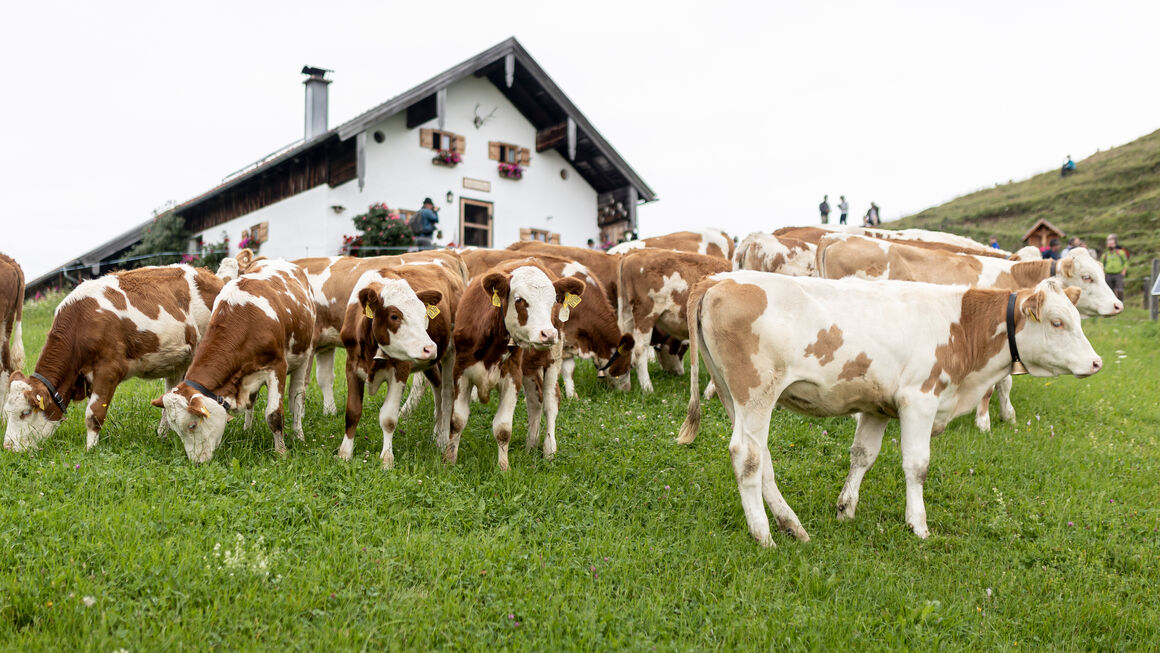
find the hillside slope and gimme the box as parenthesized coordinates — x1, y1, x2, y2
(891, 128, 1160, 291)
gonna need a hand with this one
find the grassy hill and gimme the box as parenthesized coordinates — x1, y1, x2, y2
(891, 128, 1160, 294)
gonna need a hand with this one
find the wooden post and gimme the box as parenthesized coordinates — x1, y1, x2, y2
(1150, 258, 1158, 321)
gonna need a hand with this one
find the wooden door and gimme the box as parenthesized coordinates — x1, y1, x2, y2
(460, 198, 493, 248)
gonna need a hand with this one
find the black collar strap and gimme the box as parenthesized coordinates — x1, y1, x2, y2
(183, 379, 232, 411)
(32, 372, 67, 416)
(1006, 293, 1027, 375)
(1050, 259, 1057, 277)
(597, 348, 622, 372)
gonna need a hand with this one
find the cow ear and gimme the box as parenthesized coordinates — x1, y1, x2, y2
(416, 289, 443, 308)
(1064, 286, 1082, 306)
(1059, 257, 1075, 278)
(24, 389, 42, 412)
(150, 396, 165, 408)
(482, 273, 510, 303)
(553, 277, 585, 303)
(358, 284, 383, 319)
(187, 395, 211, 419)
(235, 249, 254, 270)
(616, 334, 635, 356)
(1021, 290, 1045, 322)
(9, 371, 25, 384)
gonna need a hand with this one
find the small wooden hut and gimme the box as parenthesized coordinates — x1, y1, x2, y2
(1022, 219, 1065, 249)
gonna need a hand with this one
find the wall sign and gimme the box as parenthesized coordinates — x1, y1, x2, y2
(462, 177, 491, 192)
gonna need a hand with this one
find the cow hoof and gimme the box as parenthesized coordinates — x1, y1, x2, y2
(910, 522, 930, 539)
(85, 433, 99, 450)
(323, 403, 337, 416)
(777, 518, 810, 542)
(498, 459, 510, 472)
(974, 415, 992, 432)
(753, 531, 776, 548)
(1000, 409, 1017, 423)
(380, 453, 394, 469)
(836, 504, 856, 521)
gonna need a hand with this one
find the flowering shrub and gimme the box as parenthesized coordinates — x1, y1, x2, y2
(237, 236, 259, 253)
(498, 162, 523, 179)
(184, 237, 229, 269)
(348, 202, 414, 256)
(433, 149, 462, 165)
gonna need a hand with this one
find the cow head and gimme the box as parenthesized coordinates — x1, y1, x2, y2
(152, 386, 231, 463)
(1060, 249, 1123, 317)
(1015, 279, 1102, 378)
(357, 279, 441, 362)
(3, 372, 64, 452)
(483, 265, 585, 350)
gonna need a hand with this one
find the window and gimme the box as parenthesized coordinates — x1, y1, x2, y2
(520, 228, 559, 244)
(488, 141, 530, 166)
(420, 128, 464, 153)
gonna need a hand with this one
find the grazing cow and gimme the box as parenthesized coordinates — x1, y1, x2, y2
(152, 259, 315, 463)
(817, 233, 1122, 430)
(0, 254, 26, 412)
(609, 228, 735, 261)
(5, 265, 223, 451)
(445, 259, 585, 470)
(732, 232, 817, 276)
(775, 225, 1011, 259)
(506, 241, 620, 306)
(1009, 245, 1043, 261)
(293, 250, 468, 415)
(617, 249, 731, 392)
(678, 272, 1101, 545)
(336, 261, 464, 468)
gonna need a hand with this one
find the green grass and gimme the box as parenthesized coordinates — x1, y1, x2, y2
(892, 128, 1160, 294)
(2, 294, 1158, 650)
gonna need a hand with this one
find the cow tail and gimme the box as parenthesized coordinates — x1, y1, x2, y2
(677, 286, 706, 445)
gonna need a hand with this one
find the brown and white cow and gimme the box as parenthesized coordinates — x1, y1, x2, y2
(0, 254, 26, 412)
(609, 228, 735, 261)
(733, 232, 817, 276)
(617, 249, 731, 392)
(152, 258, 315, 463)
(445, 259, 585, 470)
(337, 261, 464, 468)
(5, 265, 223, 451)
(775, 225, 1012, 259)
(678, 272, 1101, 545)
(506, 241, 620, 306)
(817, 233, 1123, 430)
(293, 250, 468, 415)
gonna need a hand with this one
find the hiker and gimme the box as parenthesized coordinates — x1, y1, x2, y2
(838, 195, 849, 225)
(1061, 236, 1081, 256)
(1042, 238, 1062, 260)
(863, 202, 880, 226)
(1101, 234, 1129, 301)
(819, 195, 830, 224)
(989, 235, 1001, 249)
(411, 197, 440, 249)
(1061, 155, 1076, 177)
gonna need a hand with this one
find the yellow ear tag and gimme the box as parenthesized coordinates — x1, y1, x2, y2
(564, 292, 582, 308)
(617, 343, 630, 355)
(425, 304, 440, 319)
(491, 289, 502, 308)
(37, 395, 45, 411)
(364, 304, 375, 319)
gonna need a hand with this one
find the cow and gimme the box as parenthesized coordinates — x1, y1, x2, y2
(0, 253, 26, 413)
(1009, 245, 1043, 261)
(444, 259, 585, 470)
(817, 233, 1122, 430)
(4, 265, 224, 452)
(506, 241, 620, 306)
(609, 228, 735, 261)
(733, 232, 817, 276)
(293, 250, 468, 415)
(617, 249, 731, 392)
(152, 258, 315, 463)
(775, 225, 1012, 259)
(336, 261, 464, 468)
(677, 272, 1102, 546)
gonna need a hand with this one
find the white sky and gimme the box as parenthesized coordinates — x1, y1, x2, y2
(4, 0, 1159, 281)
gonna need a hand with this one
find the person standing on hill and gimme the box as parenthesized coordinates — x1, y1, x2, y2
(819, 195, 831, 224)
(1042, 238, 1062, 260)
(989, 235, 1001, 249)
(838, 195, 849, 225)
(1101, 233, 1129, 301)
(1061, 155, 1076, 177)
(863, 202, 880, 226)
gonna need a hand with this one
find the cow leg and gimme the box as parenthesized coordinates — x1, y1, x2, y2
(540, 360, 562, 461)
(703, 379, 717, 401)
(243, 394, 257, 431)
(314, 347, 338, 416)
(729, 406, 776, 547)
(435, 348, 455, 449)
(836, 413, 889, 520)
(339, 358, 365, 461)
(560, 356, 577, 399)
(266, 367, 288, 456)
(444, 378, 472, 465)
(657, 347, 684, 375)
(157, 377, 178, 436)
(631, 328, 654, 393)
(996, 375, 1016, 423)
(523, 374, 543, 453)
(400, 374, 428, 419)
(85, 371, 123, 450)
(899, 407, 936, 538)
(289, 358, 310, 441)
(378, 375, 406, 469)
(759, 445, 809, 542)
(974, 386, 995, 432)
(492, 376, 519, 471)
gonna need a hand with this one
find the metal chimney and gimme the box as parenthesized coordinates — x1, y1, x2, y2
(301, 66, 332, 139)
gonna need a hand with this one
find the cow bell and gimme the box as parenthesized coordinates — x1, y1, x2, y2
(1011, 360, 1028, 375)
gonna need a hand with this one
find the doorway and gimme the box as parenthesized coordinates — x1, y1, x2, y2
(460, 198, 493, 247)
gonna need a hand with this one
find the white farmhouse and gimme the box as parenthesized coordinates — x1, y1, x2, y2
(177, 37, 655, 258)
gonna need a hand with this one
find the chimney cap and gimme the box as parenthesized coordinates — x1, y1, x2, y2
(301, 65, 332, 78)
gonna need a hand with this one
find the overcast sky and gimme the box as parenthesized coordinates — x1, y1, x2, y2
(4, 0, 1159, 281)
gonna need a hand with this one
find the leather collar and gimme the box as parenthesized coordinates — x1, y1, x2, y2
(183, 379, 232, 411)
(1006, 293, 1027, 375)
(32, 372, 67, 416)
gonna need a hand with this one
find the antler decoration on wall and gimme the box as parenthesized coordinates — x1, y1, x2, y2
(473, 104, 498, 129)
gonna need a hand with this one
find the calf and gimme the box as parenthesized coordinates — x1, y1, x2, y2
(152, 259, 315, 463)
(678, 273, 1101, 545)
(5, 265, 223, 451)
(0, 253, 26, 412)
(337, 262, 463, 468)
(609, 228, 734, 261)
(445, 260, 585, 470)
(733, 232, 817, 276)
(617, 249, 731, 392)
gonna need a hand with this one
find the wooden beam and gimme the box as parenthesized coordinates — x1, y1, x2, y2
(356, 131, 366, 191)
(504, 53, 515, 88)
(536, 123, 567, 152)
(567, 117, 576, 161)
(436, 88, 447, 130)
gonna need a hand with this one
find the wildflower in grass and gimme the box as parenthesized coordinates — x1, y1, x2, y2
(83, 595, 96, 607)
(1067, 521, 1074, 527)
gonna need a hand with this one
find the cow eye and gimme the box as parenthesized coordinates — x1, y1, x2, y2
(1050, 318, 1063, 328)
(514, 297, 526, 306)
(1082, 275, 1093, 282)
(20, 409, 31, 419)
(188, 421, 199, 431)
(389, 313, 400, 322)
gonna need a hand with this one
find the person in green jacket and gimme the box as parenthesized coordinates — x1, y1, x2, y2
(1101, 233, 1129, 301)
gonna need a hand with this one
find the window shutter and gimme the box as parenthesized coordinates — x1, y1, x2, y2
(549, 233, 560, 244)
(420, 128, 434, 149)
(488, 141, 501, 161)
(453, 134, 465, 154)
(519, 148, 530, 166)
